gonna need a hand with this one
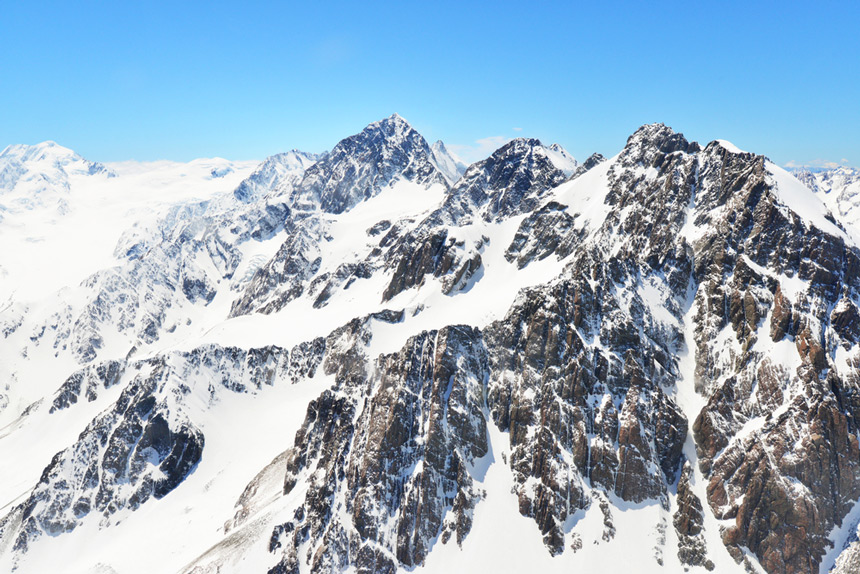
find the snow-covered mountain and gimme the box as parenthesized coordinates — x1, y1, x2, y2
(792, 166, 860, 232)
(233, 150, 323, 203)
(430, 140, 467, 185)
(545, 142, 578, 176)
(1, 117, 860, 574)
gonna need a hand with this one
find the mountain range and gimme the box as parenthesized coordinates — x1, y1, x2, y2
(1, 114, 860, 574)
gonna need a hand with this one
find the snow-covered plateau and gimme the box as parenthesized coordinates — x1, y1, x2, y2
(2, 115, 860, 574)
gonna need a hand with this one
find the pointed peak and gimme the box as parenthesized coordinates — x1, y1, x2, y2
(543, 143, 578, 176)
(492, 138, 544, 157)
(583, 152, 607, 168)
(430, 140, 467, 185)
(291, 113, 445, 214)
(356, 114, 421, 145)
(568, 152, 606, 180)
(366, 113, 412, 131)
(625, 123, 696, 156)
(628, 122, 676, 142)
(713, 139, 747, 155)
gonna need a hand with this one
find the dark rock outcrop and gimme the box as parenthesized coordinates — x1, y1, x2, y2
(269, 325, 489, 573)
(673, 462, 714, 570)
(289, 114, 448, 214)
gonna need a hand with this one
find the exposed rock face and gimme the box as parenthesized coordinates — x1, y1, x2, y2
(290, 113, 448, 214)
(673, 462, 714, 570)
(439, 137, 569, 224)
(568, 152, 606, 180)
(379, 138, 569, 302)
(505, 201, 579, 268)
(169, 123, 860, 573)
(483, 124, 698, 553)
(267, 325, 489, 574)
(229, 115, 450, 317)
(10, 363, 205, 553)
(485, 123, 860, 573)
(230, 212, 326, 316)
(49, 360, 125, 413)
(2, 340, 326, 557)
(684, 142, 860, 573)
(833, 538, 860, 574)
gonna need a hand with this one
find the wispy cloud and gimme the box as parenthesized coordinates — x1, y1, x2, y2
(512, 127, 523, 132)
(448, 136, 511, 164)
(311, 35, 353, 67)
(784, 158, 850, 169)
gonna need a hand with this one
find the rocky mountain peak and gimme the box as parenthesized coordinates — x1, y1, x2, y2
(434, 137, 569, 224)
(430, 139, 467, 185)
(568, 152, 606, 180)
(546, 142, 578, 175)
(622, 123, 698, 162)
(366, 112, 411, 136)
(288, 114, 448, 213)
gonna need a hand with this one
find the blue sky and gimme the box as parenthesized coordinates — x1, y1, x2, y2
(1, 1, 858, 166)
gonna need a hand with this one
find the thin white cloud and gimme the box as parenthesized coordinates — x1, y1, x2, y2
(448, 135, 511, 164)
(512, 127, 523, 132)
(311, 35, 352, 67)
(783, 158, 849, 169)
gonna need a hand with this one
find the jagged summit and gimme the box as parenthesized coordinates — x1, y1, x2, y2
(430, 139, 467, 185)
(288, 114, 448, 213)
(569, 152, 606, 180)
(438, 137, 571, 223)
(623, 122, 699, 160)
(545, 142, 578, 175)
(367, 111, 410, 131)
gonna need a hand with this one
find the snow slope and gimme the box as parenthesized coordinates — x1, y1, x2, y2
(0, 148, 258, 301)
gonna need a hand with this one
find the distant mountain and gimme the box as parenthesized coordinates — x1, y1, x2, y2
(233, 150, 323, 203)
(792, 165, 860, 231)
(430, 140, 467, 185)
(0, 141, 114, 217)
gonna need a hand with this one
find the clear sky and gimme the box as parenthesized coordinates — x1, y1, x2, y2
(1, 1, 858, 167)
